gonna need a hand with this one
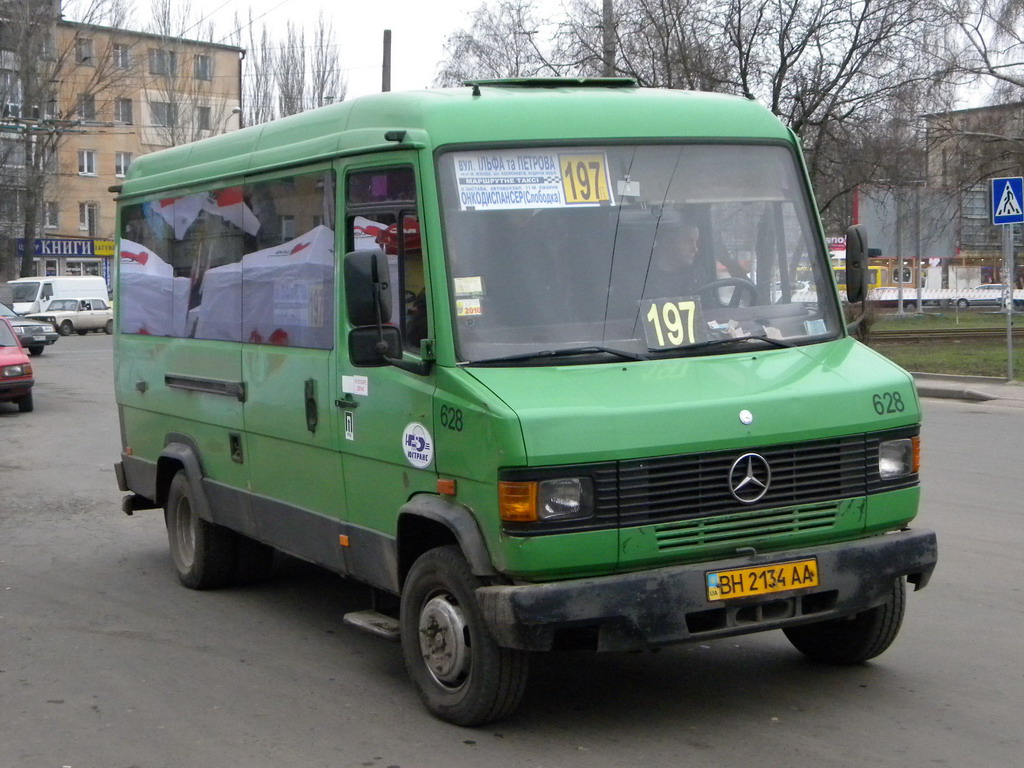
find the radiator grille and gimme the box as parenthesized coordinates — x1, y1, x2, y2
(654, 503, 838, 551)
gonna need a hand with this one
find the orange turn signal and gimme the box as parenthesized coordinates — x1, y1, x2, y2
(911, 435, 921, 474)
(498, 481, 537, 522)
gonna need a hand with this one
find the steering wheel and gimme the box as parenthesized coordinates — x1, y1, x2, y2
(697, 277, 758, 308)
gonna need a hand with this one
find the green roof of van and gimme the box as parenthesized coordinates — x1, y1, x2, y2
(119, 80, 793, 198)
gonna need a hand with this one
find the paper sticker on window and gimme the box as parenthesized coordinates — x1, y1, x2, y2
(451, 150, 614, 211)
(454, 276, 484, 296)
(457, 298, 482, 317)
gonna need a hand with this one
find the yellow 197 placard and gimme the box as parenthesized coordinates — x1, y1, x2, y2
(560, 154, 611, 204)
(641, 298, 700, 349)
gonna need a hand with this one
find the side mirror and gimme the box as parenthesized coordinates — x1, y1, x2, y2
(349, 326, 402, 366)
(845, 224, 868, 304)
(344, 249, 391, 327)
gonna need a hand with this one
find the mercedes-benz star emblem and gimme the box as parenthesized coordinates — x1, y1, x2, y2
(729, 453, 771, 503)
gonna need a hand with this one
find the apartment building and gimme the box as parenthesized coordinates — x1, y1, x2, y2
(1, 7, 242, 279)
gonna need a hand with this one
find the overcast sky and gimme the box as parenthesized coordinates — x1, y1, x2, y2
(186, 0, 491, 99)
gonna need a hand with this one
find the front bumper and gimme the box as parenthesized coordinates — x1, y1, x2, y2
(476, 528, 937, 651)
(0, 378, 34, 401)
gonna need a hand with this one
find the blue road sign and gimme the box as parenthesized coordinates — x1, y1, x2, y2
(992, 177, 1024, 225)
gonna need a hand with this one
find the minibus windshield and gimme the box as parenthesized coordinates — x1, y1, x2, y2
(437, 144, 842, 364)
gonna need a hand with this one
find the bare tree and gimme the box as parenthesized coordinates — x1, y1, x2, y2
(310, 11, 344, 108)
(1, 0, 141, 279)
(435, 0, 558, 86)
(145, 0, 236, 147)
(276, 22, 305, 117)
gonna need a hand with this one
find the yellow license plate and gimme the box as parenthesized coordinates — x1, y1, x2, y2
(706, 558, 819, 601)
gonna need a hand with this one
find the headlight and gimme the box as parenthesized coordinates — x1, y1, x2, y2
(2, 363, 32, 378)
(499, 477, 594, 522)
(879, 437, 919, 479)
(12, 326, 25, 334)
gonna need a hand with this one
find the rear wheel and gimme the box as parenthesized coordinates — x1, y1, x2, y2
(17, 391, 33, 413)
(164, 472, 237, 589)
(783, 578, 905, 664)
(400, 545, 529, 726)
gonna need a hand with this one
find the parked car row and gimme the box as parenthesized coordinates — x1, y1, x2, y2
(0, 315, 34, 412)
(0, 302, 58, 356)
(25, 297, 114, 336)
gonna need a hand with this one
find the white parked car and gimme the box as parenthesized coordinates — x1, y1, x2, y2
(27, 298, 114, 336)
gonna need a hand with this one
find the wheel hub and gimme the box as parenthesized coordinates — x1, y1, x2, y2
(418, 594, 470, 687)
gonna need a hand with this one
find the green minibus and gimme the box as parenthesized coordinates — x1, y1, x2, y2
(113, 78, 937, 726)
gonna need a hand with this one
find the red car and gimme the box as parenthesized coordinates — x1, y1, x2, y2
(0, 315, 34, 413)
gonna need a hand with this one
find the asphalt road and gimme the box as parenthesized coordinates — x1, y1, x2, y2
(1, 334, 1021, 768)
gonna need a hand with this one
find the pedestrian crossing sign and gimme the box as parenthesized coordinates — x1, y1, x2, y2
(992, 177, 1024, 225)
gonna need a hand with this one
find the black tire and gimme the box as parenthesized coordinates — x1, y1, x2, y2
(783, 578, 906, 664)
(104, 320, 113, 334)
(77, 329, 89, 336)
(956, 298, 970, 310)
(58, 321, 74, 336)
(164, 472, 238, 589)
(400, 546, 529, 726)
(17, 391, 34, 413)
(28, 346, 43, 356)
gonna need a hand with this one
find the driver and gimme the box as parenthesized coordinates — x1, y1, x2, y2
(646, 216, 715, 298)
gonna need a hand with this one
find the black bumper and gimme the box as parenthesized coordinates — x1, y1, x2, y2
(476, 529, 937, 652)
(0, 378, 33, 401)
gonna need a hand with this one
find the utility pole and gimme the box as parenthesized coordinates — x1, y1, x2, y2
(382, 29, 392, 92)
(602, 0, 615, 77)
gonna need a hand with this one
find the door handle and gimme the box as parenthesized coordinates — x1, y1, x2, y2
(305, 378, 318, 433)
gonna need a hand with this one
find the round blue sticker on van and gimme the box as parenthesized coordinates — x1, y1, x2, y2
(402, 422, 434, 469)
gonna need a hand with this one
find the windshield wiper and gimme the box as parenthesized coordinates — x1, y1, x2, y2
(463, 345, 648, 366)
(676, 334, 795, 353)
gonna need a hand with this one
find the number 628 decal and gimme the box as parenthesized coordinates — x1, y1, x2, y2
(872, 391, 906, 415)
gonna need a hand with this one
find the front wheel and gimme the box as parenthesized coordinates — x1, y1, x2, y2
(58, 321, 74, 336)
(783, 578, 905, 664)
(104, 320, 113, 334)
(400, 546, 529, 726)
(28, 346, 43, 356)
(956, 298, 970, 310)
(164, 472, 238, 589)
(17, 391, 34, 413)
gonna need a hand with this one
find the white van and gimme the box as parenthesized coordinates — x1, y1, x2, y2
(7, 276, 109, 315)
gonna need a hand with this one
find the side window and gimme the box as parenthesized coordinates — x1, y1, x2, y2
(241, 173, 336, 348)
(118, 168, 337, 346)
(41, 283, 53, 300)
(346, 165, 426, 352)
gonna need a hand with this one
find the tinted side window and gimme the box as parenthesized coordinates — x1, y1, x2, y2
(119, 169, 336, 348)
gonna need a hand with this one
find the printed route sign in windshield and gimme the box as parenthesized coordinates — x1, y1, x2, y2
(453, 150, 615, 211)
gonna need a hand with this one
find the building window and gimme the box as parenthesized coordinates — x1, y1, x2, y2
(150, 101, 176, 128)
(114, 98, 133, 123)
(194, 54, 212, 81)
(280, 215, 295, 240)
(77, 94, 96, 121)
(79, 202, 99, 234)
(76, 38, 93, 64)
(44, 201, 59, 229)
(78, 149, 97, 175)
(112, 43, 130, 69)
(197, 105, 211, 131)
(1, 69, 21, 118)
(115, 152, 132, 177)
(149, 48, 177, 76)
